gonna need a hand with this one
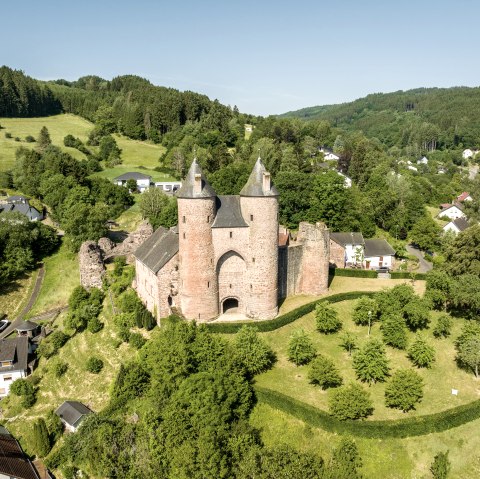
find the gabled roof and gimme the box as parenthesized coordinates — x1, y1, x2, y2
(134, 226, 179, 274)
(176, 159, 216, 199)
(330, 232, 365, 247)
(55, 401, 92, 428)
(364, 239, 396, 257)
(457, 191, 471, 202)
(0, 203, 43, 221)
(15, 321, 38, 332)
(212, 196, 248, 228)
(0, 428, 40, 479)
(240, 158, 279, 197)
(438, 202, 464, 214)
(0, 337, 28, 373)
(451, 217, 469, 232)
(6, 195, 29, 203)
(114, 172, 152, 181)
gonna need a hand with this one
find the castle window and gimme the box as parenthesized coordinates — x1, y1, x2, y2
(252, 257, 255, 263)
(229, 231, 233, 238)
(250, 284, 253, 290)
(207, 215, 210, 223)
(208, 281, 210, 288)
(250, 214, 254, 221)
(229, 284, 232, 288)
(183, 232, 186, 239)
(183, 216, 186, 223)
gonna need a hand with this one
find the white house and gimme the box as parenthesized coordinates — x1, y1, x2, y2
(113, 172, 152, 192)
(0, 337, 29, 397)
(407, 165, 418, 172)
(154, 181, 182, 193)
(55, 401, 93, 433)
(443, 217, 469, 235)
(418, 156, 429, 165)
(462, 149, 478, 159)
(363, 239, 396, 270)
(437, 203, 466, 220)
(457, 191, 473, 203)
(329, 232, 366, 268)
(320, 148, 340, 161)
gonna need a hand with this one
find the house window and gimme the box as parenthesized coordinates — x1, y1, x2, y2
(0, 388, 5, 395)
(2, 376, 12, 382)
(229, 231, 233, 238)
(250, 214, 254, 221)
(229, 284, 232, 288)
(1, 361, 11, 368)
(379, 256, 384, 261)
(183, 216, 186, 223)
(250, 284, 253, 290)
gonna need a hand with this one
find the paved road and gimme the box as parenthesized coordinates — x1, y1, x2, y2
(405, 244, 433, 274)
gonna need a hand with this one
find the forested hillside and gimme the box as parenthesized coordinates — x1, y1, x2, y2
(281, 87, 480, 149)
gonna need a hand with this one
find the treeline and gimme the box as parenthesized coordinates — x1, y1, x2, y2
(0, 66, 61, 117)
(282, 87, 480, 150)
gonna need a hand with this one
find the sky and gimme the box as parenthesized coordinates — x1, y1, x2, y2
(2, 0, 480, 115)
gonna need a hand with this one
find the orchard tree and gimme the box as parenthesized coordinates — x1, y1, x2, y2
(456, 337, 480, 378)
(328, 383, 373, 420)
(381, 314, 408, 350)
(339, 332, 358, 356)
(308, 355, 342, 389)
(352, 296, 378, 335)
(352, 339, 390, 384)
(408, 335, 435, 368)
(433, 314, 452, 338)
(426, 270, 453, 311)
(287, 330, 316, 366)
(315, 301, 342, 334)
(233, 326, 275, 376)
(325, 437, 363, 479)
(384, 369, 423, 412)
(403, 298, 430, 331)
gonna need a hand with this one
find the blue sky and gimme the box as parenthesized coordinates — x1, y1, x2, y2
(2, 0, 479, 115)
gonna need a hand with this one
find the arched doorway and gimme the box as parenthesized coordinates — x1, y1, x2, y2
(223, 298, 239, 313)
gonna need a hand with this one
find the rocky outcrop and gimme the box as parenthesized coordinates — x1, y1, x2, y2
(79, 241, 105, 289)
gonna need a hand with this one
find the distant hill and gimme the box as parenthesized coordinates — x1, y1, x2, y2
(280, 87, 480, 148)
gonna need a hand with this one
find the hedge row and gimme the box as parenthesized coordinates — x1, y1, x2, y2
(390, 271, 427, 280)
(256, 386, 480, 438)
(206, 291, 376, 334)
(330, 268, 378, 278)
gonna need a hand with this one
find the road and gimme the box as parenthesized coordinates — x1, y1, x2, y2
(469, 164, 478, 180)
(405, 244, 433, 274)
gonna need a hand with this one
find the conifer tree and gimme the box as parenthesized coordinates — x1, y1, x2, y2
(288, 330, 316, 366)
(32, 418, 51, 457)
(381, 313, 408, 349)
(315, 301, 342, 334)
(37, 126, 51, 151)
(308, 355, 342, 389)
(408, 334, 435, 368)
(352, 339, 390, 384)
(384, 369, 423, 412)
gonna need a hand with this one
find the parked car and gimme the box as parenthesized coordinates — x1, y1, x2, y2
(376, 267, 390, 273)
(0, 320, 10, 332)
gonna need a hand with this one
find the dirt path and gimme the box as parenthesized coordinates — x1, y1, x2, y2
(406, 244, 433, 273)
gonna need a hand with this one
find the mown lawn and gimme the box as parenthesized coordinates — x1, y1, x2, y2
(28, 243, 79, 316)
(0, 270, 37, 319)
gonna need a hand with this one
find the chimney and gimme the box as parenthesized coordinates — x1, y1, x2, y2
(262, 172, 271, 193)
(194, 173, 202, 194)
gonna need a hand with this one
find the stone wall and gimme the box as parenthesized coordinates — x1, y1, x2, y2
(79, 241, 105, 289)
(329, 239, 345, 268)
(278, 244, 304, 298)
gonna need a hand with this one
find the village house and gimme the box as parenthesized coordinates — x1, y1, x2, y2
(134, 158, 330, 322)
(319, 147, 340, 161)
(363, 239, 396, 270)
(55, 401, 93, 433)
(113, 172, 152, 192)
(0, 196, 43, 222)
(0, 337, 29, 397)
(438, 203, 466, 220)
(418, 156, 429, 165)
(462, 148, 478, 159)
(456, 191, 472, 203)
(443, 217, 469, 235)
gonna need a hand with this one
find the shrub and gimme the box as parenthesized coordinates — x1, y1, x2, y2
(113, 256, 127, 277)
(338, 332, 358, 356)
(25, 135, 35, 143)
(315, 301, 342, 334)
(87, 316, 104, 333)
(408, 335, 435, 368)
(14, 137, 20, 141)
(52, 361, 68, 378)
(287, 330, 316, 366)
(233, 326, 275, 376)
(86, 357, 104, 374)
(308, 355, 342, 389)
(128, 332, 146, 350)
(430, 451, 451, 479)
(385, 369, 423, 412)
(329, 383, 373, 420)
(433, 314, 452, 338)
(5, 132, 12, 139)
(32, 418, 51, 457)
(10, 378, 33, 396)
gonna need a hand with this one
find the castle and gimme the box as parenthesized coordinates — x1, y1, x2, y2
(133, 158, 330, 322)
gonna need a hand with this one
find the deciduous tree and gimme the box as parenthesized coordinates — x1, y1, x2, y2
(408, 335, 435, 368)
(352, 339, 390, 384)
(315, 301, 342, 334)
(308, 355, 342, 389)
(288, 330, 316, 366)
(384, 369, 423, 412)
(329, 383, 373, 420)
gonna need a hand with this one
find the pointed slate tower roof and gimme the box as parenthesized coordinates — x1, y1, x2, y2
(240, 158, 279, 197)
(176, 158, 216, 198)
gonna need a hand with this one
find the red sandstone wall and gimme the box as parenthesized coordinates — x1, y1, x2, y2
(329, 240, 345, 268)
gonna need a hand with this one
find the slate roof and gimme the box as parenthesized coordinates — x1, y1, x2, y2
(212, 196, 248, 228)
(364, 239, 396, 257)
(0, 428, 40, 479)
(55, 401, 92, 429)
(176, 159, 216, 198)
(240, 158, 279, 197)
(0, 203, 43, 221)
(15, 321, 38, 332)
(0, 337, 28, 373)
(330, 232, 365, 247)
(114, 172, 152, 181)
(6, 195, 29, 203)
(451, 217, 469, 232)
(134, 226, 179, 274)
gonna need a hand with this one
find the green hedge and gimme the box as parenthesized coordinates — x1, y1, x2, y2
(206, 291, 376, 334)
(330, 268, 378, 278)
(256, 386, 480, 438)
(390, 272, 427, 280)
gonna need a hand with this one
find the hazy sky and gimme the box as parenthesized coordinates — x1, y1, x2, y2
(2, 0, 479, 115)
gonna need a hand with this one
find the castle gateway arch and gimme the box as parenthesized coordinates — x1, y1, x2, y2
(216, 250, 246, 314)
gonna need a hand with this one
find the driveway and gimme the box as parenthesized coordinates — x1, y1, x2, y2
(405, 244, 433, 274)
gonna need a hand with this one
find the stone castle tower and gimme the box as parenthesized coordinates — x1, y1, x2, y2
(134, 157, 329, 322)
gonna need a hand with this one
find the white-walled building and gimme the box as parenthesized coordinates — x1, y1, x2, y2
(438, 203, 466, 220)
(320, 148, 340, 161)
(155, 181, 182, 193)
(113, 172, 152, 192)
(363, 239, 396, 270)
(0, 337, 29, 397)
(443, 217, 469, 235)
(418, 156, 429, 165)
(457, 191, 473, 203)
(55, 401, 93, 433)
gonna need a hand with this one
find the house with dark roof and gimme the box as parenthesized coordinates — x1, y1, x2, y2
(437, 202, 465, 220)
(55, 401, 93, 433)
(363, 239, 396, 270)
(134, 157, 330, 321)
(113, 172, 152, 192)
(443, 217, 470, 235)
(0, 196, 43, 222)
(0, 427, 41, 479)
(0, 337, 29, 397)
